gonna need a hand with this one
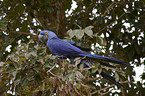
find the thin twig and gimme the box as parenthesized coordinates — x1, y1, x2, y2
(95, 11, 126, 36)
(93, 2, 119, 25)
(10, 31, 38, 36)
(80, 66, 96, 71)
(74, 23, 82, 29)
(47, 63, 57, 76)
(73, 84, 82, 96)
(90, 84, 115, 95)
(101, 88, 113, 96)
(91, 80, 130, 95)
(82, 77, 99, 82)
(101, 2, 116, 17)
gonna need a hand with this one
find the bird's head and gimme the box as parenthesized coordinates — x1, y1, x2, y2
(39, 30, 58, 40)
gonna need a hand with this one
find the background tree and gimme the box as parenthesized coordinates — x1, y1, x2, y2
(0, 0, 144, 95)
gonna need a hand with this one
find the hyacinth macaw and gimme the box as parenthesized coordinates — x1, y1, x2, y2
(39, 30, 129, 87)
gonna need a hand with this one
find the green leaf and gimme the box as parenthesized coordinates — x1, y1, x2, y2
(68, 74, 74, 82)
(21, 63, 27, 70)
(0, 17, 7, 30)
(76, 71, 84, 78)
(98, 68, 102, 74)
(12, 70, 18, 80)
(96, 36, 105, 46)
(6, 66, 16, 72)
(75, 83, 81, 89)
(22, 78, 27, 88)
(115, 72, 119, 81)
(67, 29, 75, 38)
(44, 64, 52, 68)
(14, 79, 21, 85)
(80, 63, 84, 71)
(30, 51, 37, 57)
(91, 68, 98, 73)
(74, 29, 84, 39)
(74, 57, 81, 65)
(85, 61, 90, 67)
(0, 62, 5, 67)
(49, 55, 57, 59)
(25, 53, 31, 58)
(94, 62, 99, 67)
(83, 26, 93, 37)
(119, 72, 126, 78)
(19, 57, 25, 63)
(81, 83, 91, 88)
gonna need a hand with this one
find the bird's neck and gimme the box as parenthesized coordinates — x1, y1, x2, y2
(49, 36, 58, 40)
(46, 33, 58, 40)
(48, 36, 58, 40)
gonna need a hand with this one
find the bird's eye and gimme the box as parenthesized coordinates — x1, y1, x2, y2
(45, 31, 48, 34)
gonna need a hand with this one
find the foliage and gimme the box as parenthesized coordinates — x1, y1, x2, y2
(0, 0, 145, 96)
(0, 39, 126, 95)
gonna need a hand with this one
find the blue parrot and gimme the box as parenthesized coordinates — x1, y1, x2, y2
(39, 30, 129, 66)
(39, 30, 129, 87)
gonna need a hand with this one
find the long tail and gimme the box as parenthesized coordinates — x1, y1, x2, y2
(98, 71, 124, 87)
(81, 60, 124, 87)
(79, 54, 129, 66)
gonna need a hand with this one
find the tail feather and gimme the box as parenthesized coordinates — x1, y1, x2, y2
(100, 71, 124, 87)
(79, 54, 129, 66)
(82, 61, 124, 87)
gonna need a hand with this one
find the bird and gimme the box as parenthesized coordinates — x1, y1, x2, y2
(39, 30, 129, 66)
(39, 30, 129, 87)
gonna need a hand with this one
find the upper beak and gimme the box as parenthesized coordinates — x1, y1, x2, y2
(38, 34, 48, 42)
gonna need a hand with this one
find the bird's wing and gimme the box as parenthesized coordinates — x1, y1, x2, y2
(67, 40, 91, 52)
(47, 38, 87, 57)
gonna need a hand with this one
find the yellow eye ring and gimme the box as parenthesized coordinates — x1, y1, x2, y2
(45, 31, 48, 34)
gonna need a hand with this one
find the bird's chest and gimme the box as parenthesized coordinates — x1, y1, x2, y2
(47, 40, 63, 56)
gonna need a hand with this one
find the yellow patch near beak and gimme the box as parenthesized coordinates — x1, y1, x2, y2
(45, 35, 48, 38)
